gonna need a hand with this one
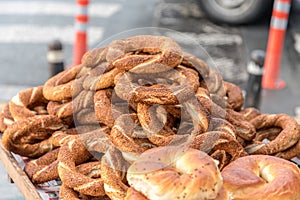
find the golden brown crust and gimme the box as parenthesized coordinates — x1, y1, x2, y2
(222, 155, 300, 200)
(100, 147, 129, 200)
(190, 118, 247, 169)
(106, 35, 183, 74)
(24, 148, 60, 183)
(75, 108, 99, 125)
(114, 66, 199, 105)
(60, 161, 106, 200)
(0, 112, 10, 133)
(57, 138, 104, 197)
(246, 114, 300, 155)
(81, 46, 108, 68)
(0, 104, 14, 132)
(195, 87, 213, 114)
(210, 101, 256, 141)
(181, 52, 210, 80)
(57, 128, 115, 197)
(127, 147, 223, 200)
(60, 184, 80, 200)
(202, 70, 226, 97)
(24, 128, 95, 184)
(47, 100, 73, 119)
(223, 81, 244, 111)
(83, 63, 122, 91)
(214, 186, 230, 200)
(210, 150, 231, 170)
(43, 64, 82, 101)
(275, 140, 300, 160)
(76, 161, 102, 178)
(125, 187, 148, 200)
(110, 114, 151, 154)
(239, 107, 261, 121)
(225, 109, 256, 141)
(137, 102, 178, 146)
(2, 115, 65, 158)
(94, 89, 120, 127)
(9, 86, 48, 121)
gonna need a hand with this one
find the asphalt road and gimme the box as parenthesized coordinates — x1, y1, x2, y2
(0, 0, 249, 86)
(0, 0, 300, 199)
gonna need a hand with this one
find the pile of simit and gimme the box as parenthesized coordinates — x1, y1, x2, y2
(0, 35, 300, 200)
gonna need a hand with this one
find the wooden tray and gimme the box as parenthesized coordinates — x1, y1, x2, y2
(0, 139, 43, 200)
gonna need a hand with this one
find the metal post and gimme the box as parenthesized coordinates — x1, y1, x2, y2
(244, 50, 265, 109)
(47, 39, 64, 77)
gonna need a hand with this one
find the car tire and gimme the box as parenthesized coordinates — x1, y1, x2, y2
(198, 0, 273, 25)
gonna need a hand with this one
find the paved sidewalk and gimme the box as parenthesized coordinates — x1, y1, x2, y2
(0, 85, 30, 103)
(0, 162, 24, 200)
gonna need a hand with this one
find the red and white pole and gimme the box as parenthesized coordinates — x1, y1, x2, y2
(262, 0, 292, 89)
(72, 0, 89, 66)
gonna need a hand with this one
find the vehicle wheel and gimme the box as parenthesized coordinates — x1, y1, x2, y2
(198, 0, 273, 24)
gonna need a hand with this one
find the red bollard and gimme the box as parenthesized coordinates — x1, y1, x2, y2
(72, 0, 89, 66)
(262, 0, 291, 89)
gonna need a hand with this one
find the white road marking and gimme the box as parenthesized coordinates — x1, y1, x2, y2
(0, 24, 103, 45)
(0, 1, 121, 17)
(165, 31, 243, 46)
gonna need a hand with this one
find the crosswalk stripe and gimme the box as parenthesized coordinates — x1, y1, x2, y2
(165, 31, 243, 46)
(0, 24, 104, 45)
(0, 1, 121, 17)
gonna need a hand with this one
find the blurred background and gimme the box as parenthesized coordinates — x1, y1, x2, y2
(0, 0, 300, 199)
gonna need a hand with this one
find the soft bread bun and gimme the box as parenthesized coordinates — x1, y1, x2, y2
(127, 146, 223, 200)
(125, 187, 148, 200)
(222, 155, 300, 200)
(214, 186, 230, 200)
